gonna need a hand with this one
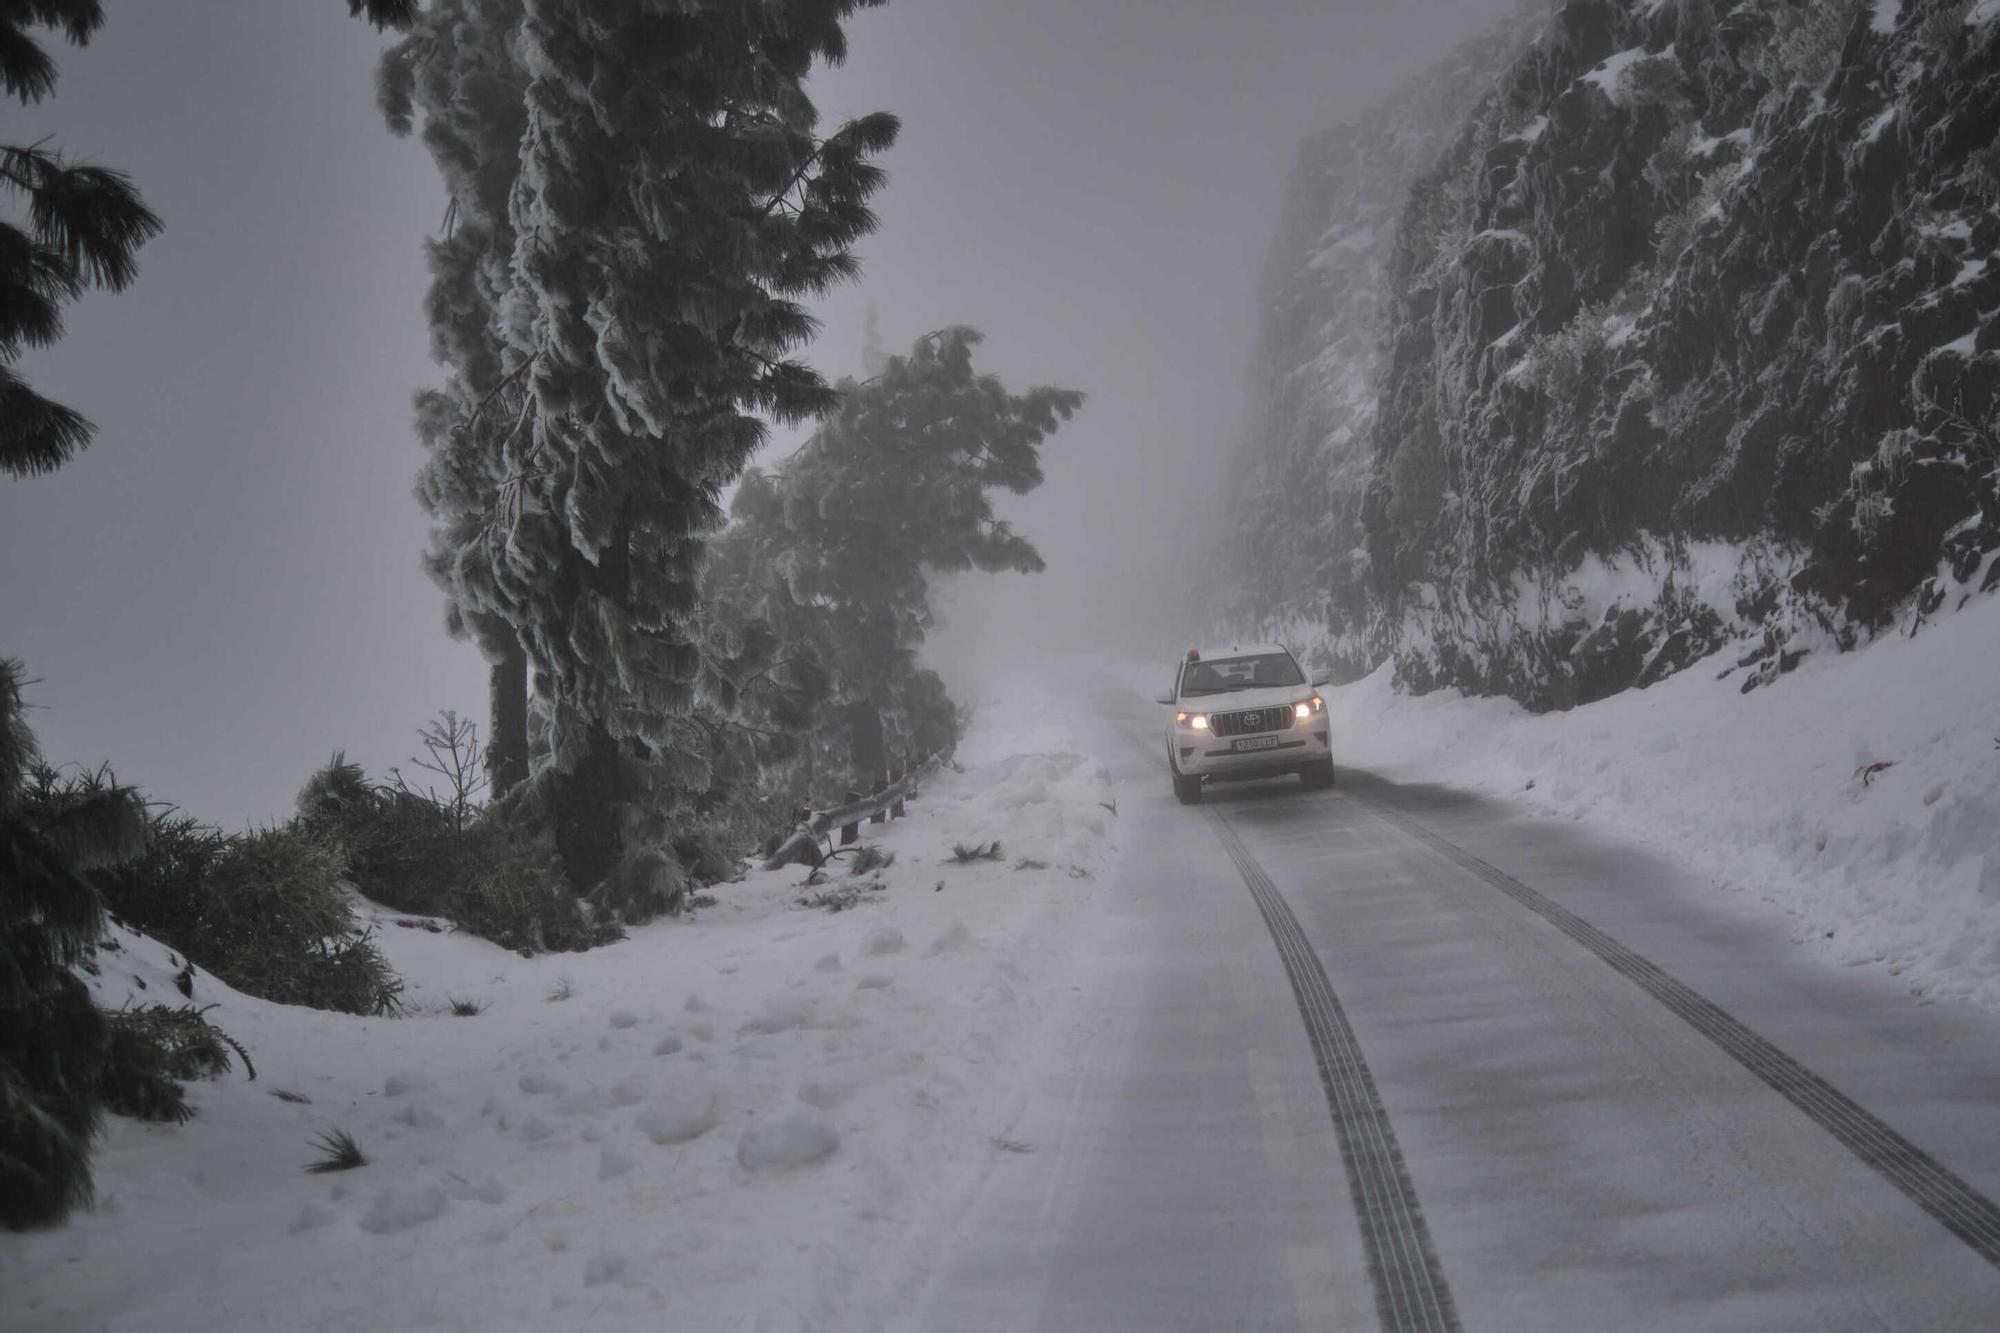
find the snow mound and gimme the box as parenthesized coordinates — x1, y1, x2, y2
(358, 1184, 447, 1235)
(3, 684, 1123, 1331)
(1329, 592, 2000, 1010)
(737, 1110, 839, 1172)
(635, 1085, 719, 1145)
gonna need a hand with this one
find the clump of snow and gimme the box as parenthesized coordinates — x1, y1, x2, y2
(927, 921, 973, 955)
(596, 1146, 635, 1181)
(357, 1184, 448, 1235)
(381, 1073, 427, 1097)
(862, 925, 905, 956)
(288, 1201, 336, 1236)
(737, 994, 816, 1035)
(737, 1110, 839, 1172)
(634, 1085, 718, 1145)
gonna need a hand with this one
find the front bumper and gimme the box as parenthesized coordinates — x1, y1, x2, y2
(1173, 719, 1331, 780)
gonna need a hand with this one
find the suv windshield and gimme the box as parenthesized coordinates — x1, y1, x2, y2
(1180, 653, 1304, 697)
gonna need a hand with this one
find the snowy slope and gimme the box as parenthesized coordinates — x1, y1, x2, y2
(2, 696, 1123, 1332)
(1326, 591, 2000, 1012)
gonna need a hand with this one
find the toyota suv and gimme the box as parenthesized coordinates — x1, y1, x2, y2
(1157, 644, 1333, 803)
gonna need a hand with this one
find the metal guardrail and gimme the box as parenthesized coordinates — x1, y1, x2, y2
(762, 753, 944, 870)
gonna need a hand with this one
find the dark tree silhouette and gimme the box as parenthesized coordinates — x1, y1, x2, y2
(0, 1, 161, 480)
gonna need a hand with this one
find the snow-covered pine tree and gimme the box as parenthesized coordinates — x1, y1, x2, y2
(0, 660, 147, 1228)
(384, 0, 897, 901)
(705, 327, 1082, 800)
(347, 0, 417, 28)
(379, 0, 536, 797)
(0, 0, 161, 479)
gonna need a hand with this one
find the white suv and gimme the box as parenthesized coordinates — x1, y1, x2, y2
(1157, 644, 1333, 804)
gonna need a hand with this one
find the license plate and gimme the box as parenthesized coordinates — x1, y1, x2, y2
(1232, 735, 1281, 752)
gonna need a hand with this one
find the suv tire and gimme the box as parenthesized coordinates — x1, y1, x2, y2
(1300, 759, 1336, 790)
(1172, 768, 1203, 804)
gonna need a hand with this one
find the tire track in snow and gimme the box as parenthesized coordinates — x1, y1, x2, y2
(1352, 790, 2000, 1271)
(1208, 809, 1463, 1333)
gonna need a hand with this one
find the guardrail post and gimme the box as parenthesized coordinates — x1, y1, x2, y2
(891, 767, 906, 819)
(870, 770, 890, 826)
(840, 790, 861, 846)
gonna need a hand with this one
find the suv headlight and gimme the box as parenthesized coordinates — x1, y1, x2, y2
(1175, 712, 1208, 730)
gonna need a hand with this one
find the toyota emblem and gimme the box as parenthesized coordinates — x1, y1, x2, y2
(1243, 711, 1261, 728)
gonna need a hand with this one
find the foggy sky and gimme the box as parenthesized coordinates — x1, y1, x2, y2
(0, 0, 1515, 828)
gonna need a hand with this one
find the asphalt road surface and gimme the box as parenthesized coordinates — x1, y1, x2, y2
(901, 696, 2000, 1331)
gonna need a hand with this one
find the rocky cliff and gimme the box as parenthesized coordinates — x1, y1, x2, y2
(1223, 0, 2000, 710)
(1214, 11, 1539, 672)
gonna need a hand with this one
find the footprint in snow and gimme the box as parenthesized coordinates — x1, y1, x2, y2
(814, 953, 842, 973)
(609, 1076, 649, 1107)
(927, 922, 972, 955)
(862, 927, 904, 957)
(651, 1034, 684, 1057)
(518, 1072, 567, 1096)
(583, 1252, 637, 1288)
(289, 1200, 338, 1235)
(392, 1102, 444, 1130)
(608, 1011, 639, 1029)
(738, 995, 815, 1037)
(597, 1146, 637, 1181)
(383, 1073, 429, 1098)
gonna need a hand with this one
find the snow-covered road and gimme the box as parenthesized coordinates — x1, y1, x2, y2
(908, 692, 2000, 1331)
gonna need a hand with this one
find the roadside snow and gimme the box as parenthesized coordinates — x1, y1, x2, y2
(1327, 592, 2000, 1011)
(2, 698, 1122, 1332)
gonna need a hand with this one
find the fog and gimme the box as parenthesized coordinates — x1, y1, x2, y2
(0, 0, 1513, 827)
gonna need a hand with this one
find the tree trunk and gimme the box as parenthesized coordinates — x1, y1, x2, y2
(487, 637, 530, 797)
(552, 721, 623, 891)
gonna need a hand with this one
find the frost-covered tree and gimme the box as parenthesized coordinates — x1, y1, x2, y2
(1, 660, 146, 1228)
(0, 1, 161, 479)
(378, 0, 535, 796)
(705, 327, 1082, 797)
(348, 0, 417, 28)
(381, 0, 897, 897)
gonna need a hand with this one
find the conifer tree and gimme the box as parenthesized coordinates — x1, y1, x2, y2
(0, 660, 146, 1228)
(378, 0, 535, 796)
(0, 1, 161, 480)
(382, 0, 897, 897)
(706, 327, 1082, 793)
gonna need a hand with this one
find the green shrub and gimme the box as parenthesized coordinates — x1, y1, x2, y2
(97, 819, 402, 1016)
(2, 663, 148, 1229)
(295, 755, 458, 916)
(98, 1005, 249, 1125)
(446, 824, 621, 956)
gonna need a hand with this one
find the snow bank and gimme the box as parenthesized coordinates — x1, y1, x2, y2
(1329, 592, 2000, 1011)
(1, 690, 1122, 1332)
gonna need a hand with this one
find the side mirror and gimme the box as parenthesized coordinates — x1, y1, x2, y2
(1155, 693, 1176, 706)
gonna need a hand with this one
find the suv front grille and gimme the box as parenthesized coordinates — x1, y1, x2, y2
(1208, 706, 1296, 738)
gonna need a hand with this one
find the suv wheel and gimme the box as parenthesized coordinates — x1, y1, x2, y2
(1300, 760, 1336, 790)
(1172, 768, 1203, 804)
